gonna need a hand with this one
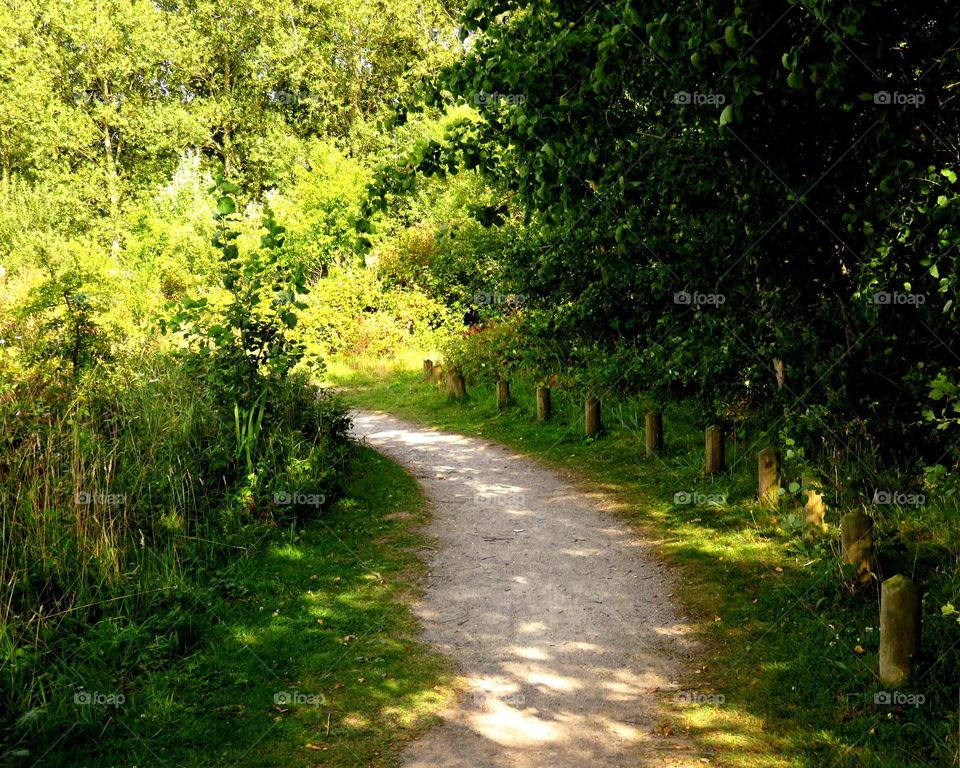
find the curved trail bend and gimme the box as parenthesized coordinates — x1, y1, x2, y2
(350, 410, 704, 768)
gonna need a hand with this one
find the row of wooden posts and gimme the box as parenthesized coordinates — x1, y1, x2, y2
(423, 360, 922, 687)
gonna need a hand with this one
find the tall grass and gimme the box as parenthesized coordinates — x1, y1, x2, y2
(0, 348, 350, 755)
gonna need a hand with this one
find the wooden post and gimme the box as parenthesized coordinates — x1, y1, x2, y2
(423, 359, 434, 382)
(758, 447, 780, 507)
(880, 575, 921, 686)
(536, 386, 552, 422)
(496, 379, 510, 409)
(447, 371, 467, 400)
(585, 397, 601, 437)
(802, 474, 828, 532)
(431, 364, 443, 388)
(841, 511, 873, 584)
(645, 412, 663, 457)
(705, 425, 724, 473)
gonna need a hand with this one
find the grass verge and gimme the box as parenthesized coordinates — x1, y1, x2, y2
(326, 356, 958, 768)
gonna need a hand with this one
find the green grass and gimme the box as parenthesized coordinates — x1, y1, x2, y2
(15, 446, 455, 767)
(325, 356, 959, 768)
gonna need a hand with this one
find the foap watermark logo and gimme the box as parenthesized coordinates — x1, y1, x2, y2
(874, 91, 925, 107)
(72, 90, 119, 106)
(273, 690, 325, 707)
(269, 90, 325, 108)
(75, 491, 126, 506)
(273, 491, 326, 508)
(74, 690, 125, 707)
(674, 691, 725, 706)
(474, 91, 525, 106)
(468, 692, 526, 711)
(674, 491, 727, 506)
(874, 690, 925, 708)
(473, 290, 526, 308)
(873, 291, 925, 306)
(872, 490, 925, 507)
(674, 91, 726, 106)
(674, 291, 725, 307)
(473, 492, 526, 508)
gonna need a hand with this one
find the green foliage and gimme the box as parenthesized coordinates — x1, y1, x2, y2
(365, 0, 960, 492)
(164, 175, 313, 409)
(0, 341, 351, 763)
(442, 314, 527, 382)
(299, 262, 456, 359)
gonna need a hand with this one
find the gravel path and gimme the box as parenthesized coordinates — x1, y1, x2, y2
(350, 410, 704, 768)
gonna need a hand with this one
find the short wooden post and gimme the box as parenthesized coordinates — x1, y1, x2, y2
(496, 379, 510, 409)
(880, 575, 921, 686)
(585, 397, 601, 436)
(431, 364, 443, 387)
(423, 359, 434, 382)
(705, 425, 724, 473)
(802, 474, 828, 532)
(841, 511, 873, 584)
(447, 371, 467, 400)
(645, 412, 663, 457)
(536, 386, 552, 422)
(758, 447, 780, 507)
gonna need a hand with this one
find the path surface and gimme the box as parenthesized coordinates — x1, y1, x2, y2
(350, 411, 704, 768)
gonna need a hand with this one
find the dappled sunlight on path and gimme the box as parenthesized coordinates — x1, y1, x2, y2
(351, 411, 705, 767)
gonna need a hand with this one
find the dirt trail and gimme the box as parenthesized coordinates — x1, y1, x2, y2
(350, 410, 705, 768)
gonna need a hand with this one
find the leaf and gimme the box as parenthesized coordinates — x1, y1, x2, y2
(787, 70, 804, 89)
(217, 196, 237, 215)
(719, 104, 734, 126)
